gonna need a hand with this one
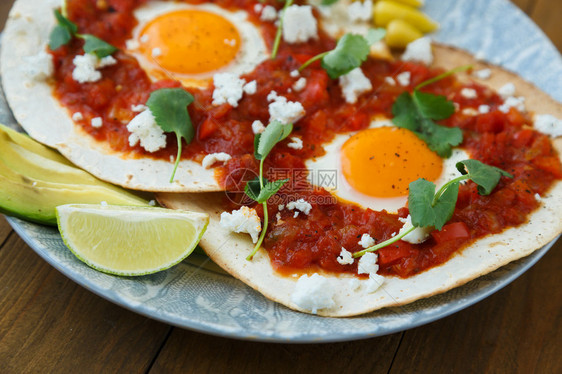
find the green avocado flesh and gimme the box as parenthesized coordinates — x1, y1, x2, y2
(0, 124, 149, 225)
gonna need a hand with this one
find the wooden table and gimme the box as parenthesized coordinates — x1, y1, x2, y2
(1, 1, 561, 372)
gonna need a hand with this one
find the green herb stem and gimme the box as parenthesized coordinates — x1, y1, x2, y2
(432, 175, 468, 205)
(169, 136, 182, 183)
(298, 52, 328, 72)
(353, 226, 415, 258)
(247, 159, 268, 260)
(415, 65, 473, 91)
(271, 0, 294, 59)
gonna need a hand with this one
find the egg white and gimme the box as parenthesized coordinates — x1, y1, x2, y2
(126, 1, 268, 87)
(305, 121, 471, 213)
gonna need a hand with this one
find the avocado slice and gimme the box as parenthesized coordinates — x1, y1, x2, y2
(0, 124, 150, 225)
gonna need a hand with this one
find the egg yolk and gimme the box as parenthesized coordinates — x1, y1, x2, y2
(340, 127, 443, 198)
(139, 9, 241, 75)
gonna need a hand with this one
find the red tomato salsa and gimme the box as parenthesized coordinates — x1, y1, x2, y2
(51, 0, 562, 278)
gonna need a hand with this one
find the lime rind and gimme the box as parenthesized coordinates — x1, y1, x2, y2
(56, 204, 209, 276)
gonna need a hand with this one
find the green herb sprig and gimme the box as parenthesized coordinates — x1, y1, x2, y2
(245, 120, 293, 260)
(298, 28, 386, 78)
(49, 10, 117, 58)
(271, 0, 294, 60)
(391, 65, 472, 157)
(146, 88, 195, 183)
(353, 160, 512, 258)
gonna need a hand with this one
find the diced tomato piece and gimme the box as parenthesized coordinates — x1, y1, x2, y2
(198, 117, 219, 140)
(378, 242, 417, 266)
(431, 222, 470, 245)
(532, 156, 562, 177)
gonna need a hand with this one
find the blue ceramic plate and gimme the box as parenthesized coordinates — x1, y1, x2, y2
(2, 0, 561, 342)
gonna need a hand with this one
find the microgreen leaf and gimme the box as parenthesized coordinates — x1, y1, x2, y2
(299, 29, 386, 78)
(409, 179, 459, 230)
(392, 85, 462, 158)
(79, 34, 118, 58)
(321, 0, 339, 5)
(256, 120, 293, 160)
(456, 159, 513, 195)
(49, 9, 77, 50)
(412, 91, 455, 120)
(146, 88, 195, 182)
(245, 178, 289, 204)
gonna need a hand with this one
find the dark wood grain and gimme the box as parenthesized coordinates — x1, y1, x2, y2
(149, 329, 402, 373)
(0, 220, 172, 373)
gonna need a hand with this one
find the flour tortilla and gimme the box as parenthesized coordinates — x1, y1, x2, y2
(157, 45, 562, 317)
(0, 0, 221, 192)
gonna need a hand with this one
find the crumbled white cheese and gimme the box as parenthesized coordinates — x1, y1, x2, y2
(201, 152, 232, 169)
(260, 5, 278, 21)
(267, 91, 305, 124)
(254, 3, 263, 13)
(287, 137, 303, 150)
(534, 193, 542, 202)
(251, 120, 266, 134)
(72, 112, 83, 121)
(293, 77, 307, 92)
(152, 47, 162, 58)
(148, 200, 157, 206)
(498, 83, 516, 98)
(243, 80, 257, 95)
(286, 198, 312, 216)
(401, 36, 433, 65)
(212, 73, 246, 107)
(339, 68, 372, 104)
(282, 5, 318, 44)
(478, 104, 490, 114)
(220, 206, 262, 243)
(473, 68, 491, 80)
(460, 88, 478, 99)
(23, 50, 54, 81)
(290, 70, 300, 78)
(462, 108, 478, 116)
(348, 0, 373, 22)
(358, 233, 375, 249)
(398, 215, 432, 244)
(384, 76, 396, 86)
(533, 114, 562, 137)
(396, 71, 411, 87)
(357, 252, 379, 275)
(291, 273, 336, 314)
(125, 39, 140, 50)
(91, 117, 103, 128)
(499, 96, 525, 113)
(72, 53, 116, 83)
(224, 39, 236, 47)
(337, 247, 354, 265)
(131, 104, 148, 112)
(278, 204, 285, 211)
(140, 35, 149, 43)
(127, 109, 167, 153)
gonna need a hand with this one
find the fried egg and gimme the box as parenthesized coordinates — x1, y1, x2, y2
(306, 121, 470, 213)
(126, 1, 267, 88)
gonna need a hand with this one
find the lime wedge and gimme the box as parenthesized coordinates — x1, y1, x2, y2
(56, 204, 209, 276)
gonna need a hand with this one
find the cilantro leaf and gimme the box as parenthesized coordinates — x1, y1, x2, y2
(146, 88, 195, 182)
(412, 91, 455, 120)
(392, 91, 462, 158)
(409, 179, 459, 230)
(255, 120, 293, 160)
(245, 178, 289, 204)
(321, 0, 339, 4)
(299, 29, 386, 78)
(49, 9, 77, 50)
(321, 34, 370, 79)
(79, 34, 118, 58)
(456, 159, 513, 195)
